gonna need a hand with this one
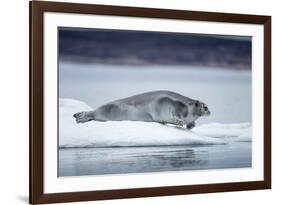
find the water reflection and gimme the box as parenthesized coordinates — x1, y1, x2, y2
(59, 143, 251, 177)
(133, 148, 207, 169)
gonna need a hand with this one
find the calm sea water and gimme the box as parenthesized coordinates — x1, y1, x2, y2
(59, 142, 251, 177)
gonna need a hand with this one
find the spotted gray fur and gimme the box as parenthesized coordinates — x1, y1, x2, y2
(73, 90, 210, 130)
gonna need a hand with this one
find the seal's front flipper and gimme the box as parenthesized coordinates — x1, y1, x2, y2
(171, 117, 184, 127)
(73, 111, 89, 123)
(158, 121, 166, 125)
(186, 121, 195, 130)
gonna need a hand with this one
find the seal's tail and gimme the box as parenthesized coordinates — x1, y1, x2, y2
(73, 111, 89, 123)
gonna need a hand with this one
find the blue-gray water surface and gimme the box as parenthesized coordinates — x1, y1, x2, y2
(59, 142, 251, 177)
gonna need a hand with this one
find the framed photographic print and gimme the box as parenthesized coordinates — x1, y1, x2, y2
(29, 0, 271, 204)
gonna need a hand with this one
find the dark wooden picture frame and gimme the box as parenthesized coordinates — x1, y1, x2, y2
(30, 1, 271, 204)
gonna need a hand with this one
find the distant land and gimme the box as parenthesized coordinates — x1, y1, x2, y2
(58, 27, 252, 70)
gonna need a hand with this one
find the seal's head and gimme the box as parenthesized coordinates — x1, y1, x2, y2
(190, 100, 211, 117)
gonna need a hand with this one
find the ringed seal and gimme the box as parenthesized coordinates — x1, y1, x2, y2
(73, 90, 210, 129)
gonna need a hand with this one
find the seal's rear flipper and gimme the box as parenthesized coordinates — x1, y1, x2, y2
(73, 111, 89, 123)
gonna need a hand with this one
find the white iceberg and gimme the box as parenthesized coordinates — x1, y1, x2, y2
(59, 98, 251, 148)
(192, 123, 252, 142)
